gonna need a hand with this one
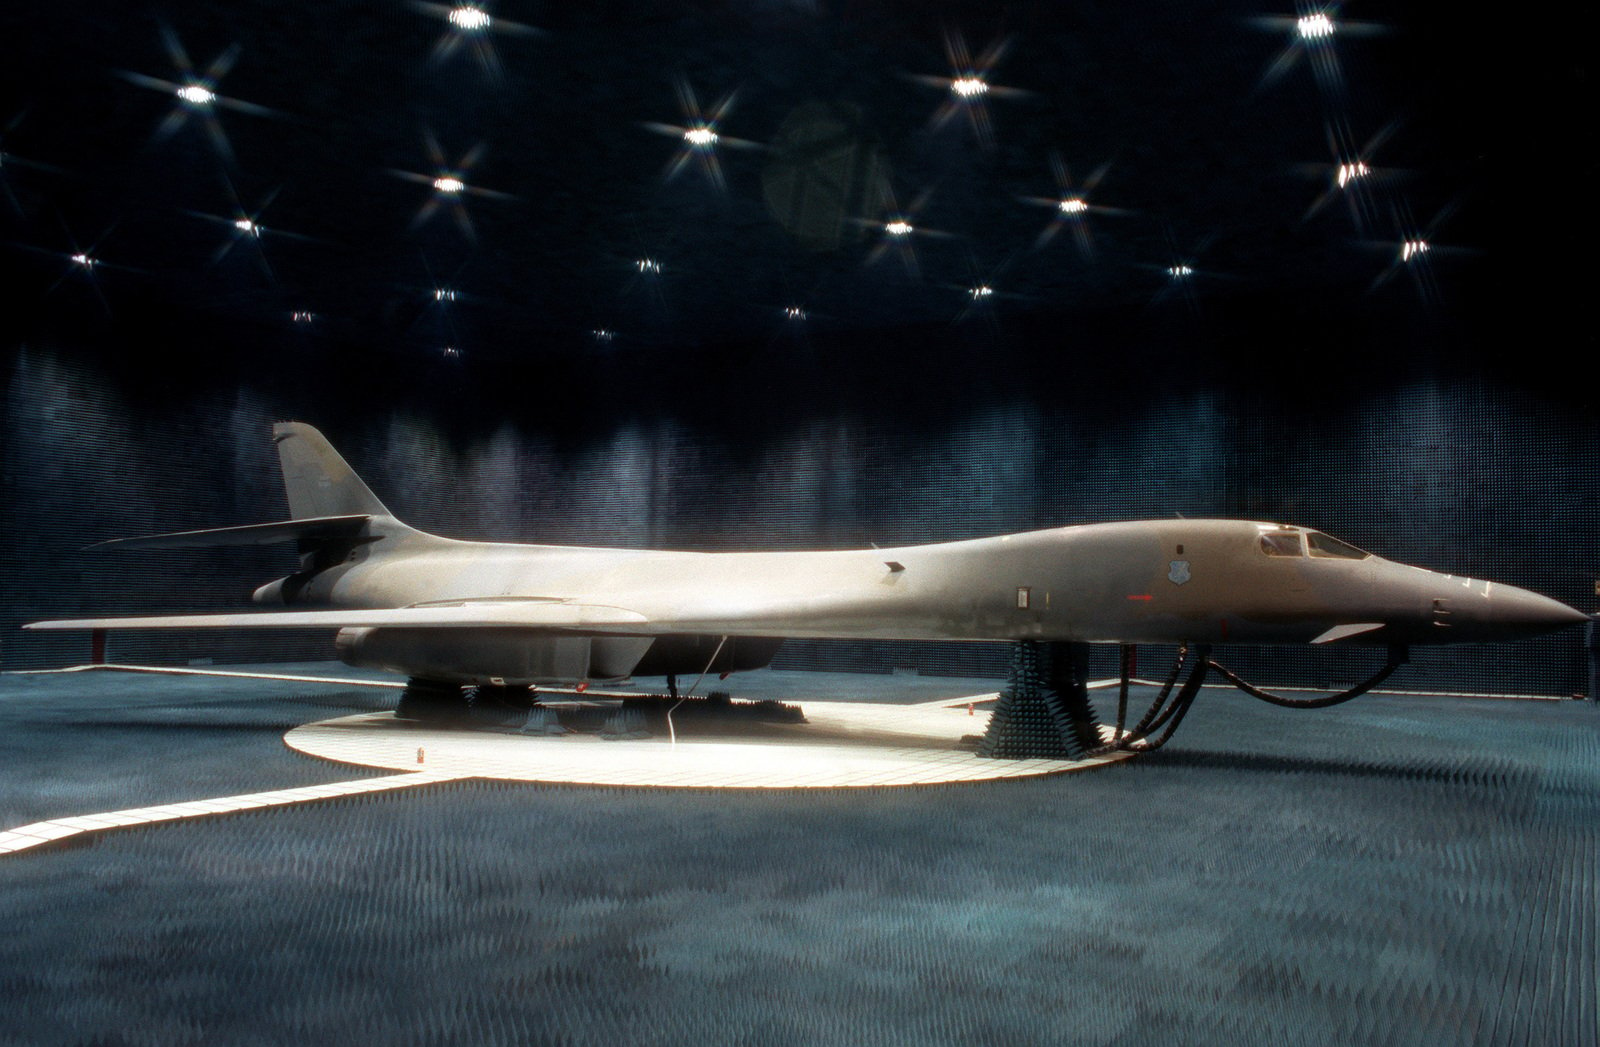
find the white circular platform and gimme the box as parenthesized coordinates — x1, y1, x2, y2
(285, 699, 1134, 789)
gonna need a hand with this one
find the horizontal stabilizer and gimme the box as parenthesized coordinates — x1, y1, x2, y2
(24, 600, 649, 632)
(88, 515, 372, 551)
(1310, 622, 1387, 644)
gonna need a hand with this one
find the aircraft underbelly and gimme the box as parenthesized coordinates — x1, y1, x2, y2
(335, 627, 656, 684)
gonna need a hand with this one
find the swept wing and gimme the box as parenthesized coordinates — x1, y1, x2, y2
(24, 601, 649, 633)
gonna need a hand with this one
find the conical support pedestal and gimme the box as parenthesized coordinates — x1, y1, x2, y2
(978, 641, 1101, 759)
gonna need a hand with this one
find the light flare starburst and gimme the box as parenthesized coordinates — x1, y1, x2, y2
(414, 2, 540, 80)
(391, 133, 515, 240)
(1022, 154, 1122, 256)
(911, 31, 1025, 147)
(119, 28, 274, 161)
(644, 79, 757, 190)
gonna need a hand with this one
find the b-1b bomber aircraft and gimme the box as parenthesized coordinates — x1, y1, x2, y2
(26, 423, 1587, 757)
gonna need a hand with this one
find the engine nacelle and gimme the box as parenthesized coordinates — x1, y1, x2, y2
(252, 574, 308, 605)
(335, 627, 653, 685)
(630, 635, 784, 677)
(334, 628, 783, 685)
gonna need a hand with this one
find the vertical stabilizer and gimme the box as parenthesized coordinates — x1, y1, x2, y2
(273, 422, 394, 520)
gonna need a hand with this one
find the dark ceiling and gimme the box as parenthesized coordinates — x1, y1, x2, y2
(0, 1, 1590, 364)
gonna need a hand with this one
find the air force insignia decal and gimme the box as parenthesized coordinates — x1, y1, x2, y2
(1168, 560, 1191, 585)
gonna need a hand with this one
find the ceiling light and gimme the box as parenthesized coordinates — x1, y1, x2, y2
(70, 252, 95, 268)
(1296, 13, 1335, 39)
(434, 288, 457, 301)
(1058, 197, 1089, 215)
(234, 218, 259, 235)
(968, 285, 994, 299)
(291, 311, 315, 323)
(1168, 264, 1194, 278)
(950, 76, 988, 98)
(176, 83, 216, 106)
(433, 175, 465, 194)
(1401, 240, 1429, 261)
(448, 6, 492, 31)
(784, 306, 807, 320)
(635, 258, 662, 274)
(884, 219, 913, 237)
(683, 126, 718, 148)
(1336, 161, 1370, 187)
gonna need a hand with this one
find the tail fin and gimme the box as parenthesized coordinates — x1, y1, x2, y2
(273, 422, 393, 520)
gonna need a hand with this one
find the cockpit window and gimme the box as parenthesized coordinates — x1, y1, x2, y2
(1307, 531, 1370, 560)
(1259, 532, 1304, 557)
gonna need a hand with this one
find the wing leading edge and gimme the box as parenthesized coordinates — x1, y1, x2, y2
(24, 593, 899, 641)
(24, 601, 650, 633)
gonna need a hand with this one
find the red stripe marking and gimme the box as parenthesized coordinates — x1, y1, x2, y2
(1127, 594, 1153, 601)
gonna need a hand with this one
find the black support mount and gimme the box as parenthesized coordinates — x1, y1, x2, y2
(394, 677, 468, 722)
(395, 678, 537, 725)
(979, 639, 1409, 760)
(977, 641, 1102, 759)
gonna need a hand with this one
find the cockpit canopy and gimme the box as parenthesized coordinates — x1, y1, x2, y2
(1258, 529, 1370, 560)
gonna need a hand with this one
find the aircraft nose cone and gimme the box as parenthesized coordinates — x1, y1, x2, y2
(1490, 585, 1589, 637)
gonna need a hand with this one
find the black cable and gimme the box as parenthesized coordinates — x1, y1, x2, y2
(1121, 642, 1188, 742)
(1122, 647, 1212, 753)
(1206, 645, 1407, 709)
(1114, 645, 1132, 740)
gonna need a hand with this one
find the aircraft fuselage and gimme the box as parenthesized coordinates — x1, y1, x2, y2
(257, 517, 1582, 650)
